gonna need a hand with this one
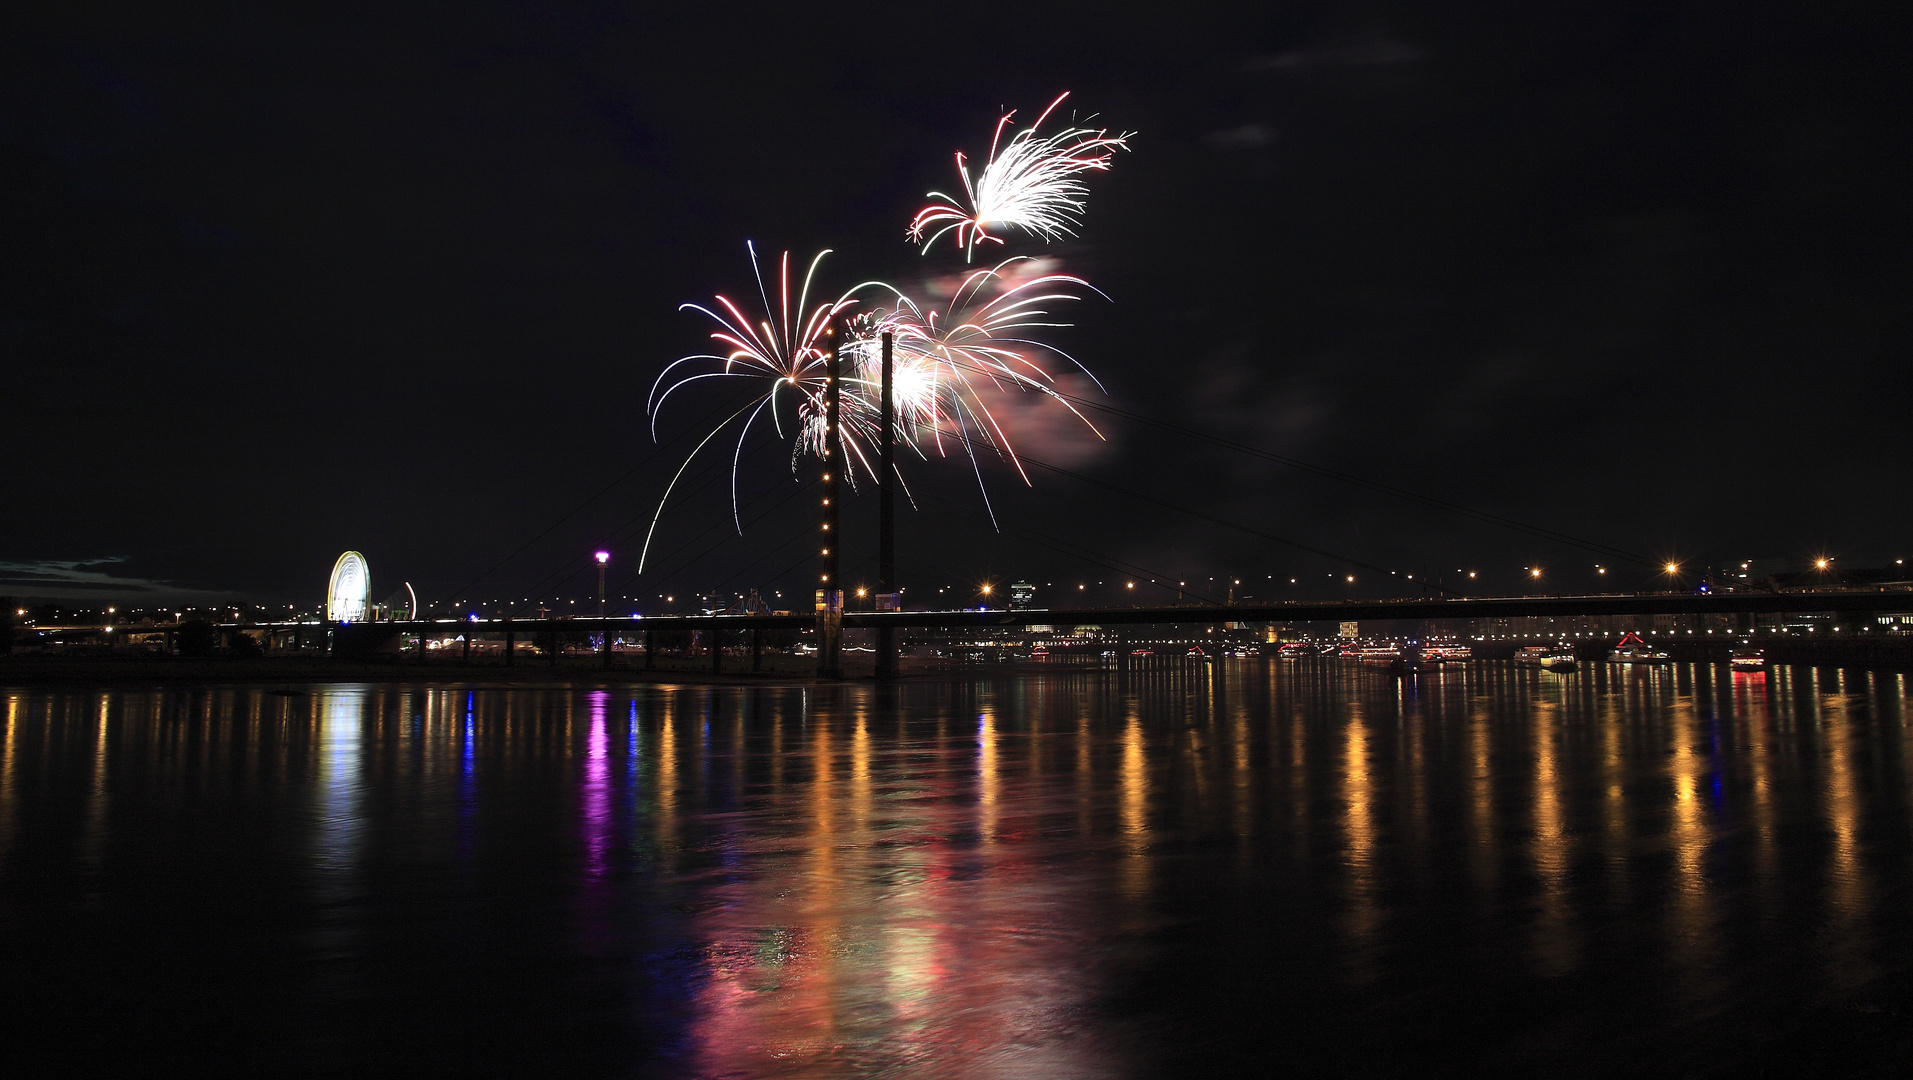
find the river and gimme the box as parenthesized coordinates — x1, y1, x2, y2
(2, 660, 1910, 1076)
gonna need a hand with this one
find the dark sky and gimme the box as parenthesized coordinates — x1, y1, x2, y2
(5, 2, 1909, 611)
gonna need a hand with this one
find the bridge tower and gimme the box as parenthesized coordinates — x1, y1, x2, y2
(817, 324, 844, 678)
(876, 330, 898, 678)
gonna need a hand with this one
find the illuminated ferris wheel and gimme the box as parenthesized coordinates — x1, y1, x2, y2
(327, 551, 370, 622)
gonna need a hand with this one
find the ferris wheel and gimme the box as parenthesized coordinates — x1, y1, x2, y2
(327, 551, 370, 622)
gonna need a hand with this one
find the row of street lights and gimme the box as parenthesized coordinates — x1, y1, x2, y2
(433, 552, 1881, 616)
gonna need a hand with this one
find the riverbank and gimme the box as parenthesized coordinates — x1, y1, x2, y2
(1607, 636, 1913, 671)
(0, 653, 1086, 687)
(0, 654, 829, 687)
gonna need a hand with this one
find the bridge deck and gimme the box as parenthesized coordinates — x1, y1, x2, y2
(52, 589, 1913, 636)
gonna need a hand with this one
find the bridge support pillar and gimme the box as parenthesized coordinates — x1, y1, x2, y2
(462, 633, 471, 665)
(645, 628, 656, 670)
(818, 603, 842, 679)
(417, 629, 426, 661)
(712, 623, 723, 674)
(601, 625, 613, 670)
(504, 621, 514, 667)
(751, 628, 762, 672)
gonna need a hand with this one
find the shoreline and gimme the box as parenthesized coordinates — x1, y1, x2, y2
(0, 655, 1085, 688)
(12, 645, 1912, 689)
(0, 656, 828, 688)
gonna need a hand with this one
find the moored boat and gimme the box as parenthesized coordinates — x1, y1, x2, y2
(1521, 644, 1577, 670)
(1608, 631, 1670, 665)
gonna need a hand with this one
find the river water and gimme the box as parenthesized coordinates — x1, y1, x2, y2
(3, 661, 1911, 1077)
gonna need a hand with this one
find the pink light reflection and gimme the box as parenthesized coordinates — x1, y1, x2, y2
(582, 692, 610, 882)
(674, 711, 1120, 1076)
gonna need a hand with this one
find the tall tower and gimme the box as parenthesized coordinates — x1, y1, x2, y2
(876, 330, 897, 678)
(817, 323, 843, 678)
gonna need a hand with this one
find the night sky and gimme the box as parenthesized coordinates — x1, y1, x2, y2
(6, 3, 1909, 612)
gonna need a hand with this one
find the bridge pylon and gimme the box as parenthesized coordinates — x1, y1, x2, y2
(817, 323, 844, 679)
(876, 330, 897, 679)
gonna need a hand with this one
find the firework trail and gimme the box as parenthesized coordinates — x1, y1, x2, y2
(908, 93, 1132, 260)
(641, 242, 852, 571)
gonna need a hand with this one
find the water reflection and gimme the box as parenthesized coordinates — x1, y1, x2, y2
(1, 694, 18, 865)
(3, 662, 1912, 1076)
(1820, 692, 1874, 998)
(581, 691, 611, 883)
(81, 695, 110, 879)
(1738, 671, 1780, 925)
(979, 706, 998, 845)
(457, 692, 476, 860)
(1469, 703, 1497, 902)
(1664, 682, 1723, 1018)
(1530, 700, 1574, 976)
(313, 688, 365, 884)
(658, 696, 679, 848)
(1341, 705, 1379, 981)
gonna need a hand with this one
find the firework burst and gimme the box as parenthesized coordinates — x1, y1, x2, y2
(838, 258, 1107, 523)
(908, 93, 1132, 260)
(646, 93, 1130, 560)
(641, 243, 852, 570)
